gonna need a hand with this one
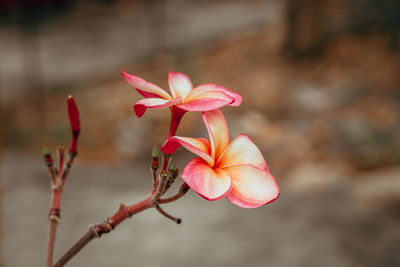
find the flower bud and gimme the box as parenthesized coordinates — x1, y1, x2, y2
(43, 145, 53, 166)
(180, 183, 190, 194)
(67, 95, 81, 154)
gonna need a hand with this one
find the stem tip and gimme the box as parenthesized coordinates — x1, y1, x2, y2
(152, 144, 160, 159)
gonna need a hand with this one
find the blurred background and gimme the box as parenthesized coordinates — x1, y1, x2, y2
(1, 0, 400, 266)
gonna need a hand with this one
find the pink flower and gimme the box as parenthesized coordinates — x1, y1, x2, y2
(161, 109, 279, 208)
(122, 70, 241, 137)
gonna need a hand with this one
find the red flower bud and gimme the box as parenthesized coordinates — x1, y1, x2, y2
(67, 95, 81, 154)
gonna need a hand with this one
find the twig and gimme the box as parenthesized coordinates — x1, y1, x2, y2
(159, 182, 190, 204)
(53, 197, 153, 267)
(46, 164, 64, 267)
(53, 226, 98, 267)
(44, 147, 59, 267)
(153, 171, 168, 201)
(152, 153, 171, 201)
(61, 152, 76, 185)
(47, 186, 62, 267)
(161, 166, 179, 195)
(44, 146, 56, 182)
(58, 147, 65, 174)
(156, 205, 181, 224)
(150, 145, 159, 194)
(46, 143, 78, 267)
(47, 219, 58, 267)
(53, 152, 188, 267)
(45, 95, 81, 267)
(161, 153, 171, 173)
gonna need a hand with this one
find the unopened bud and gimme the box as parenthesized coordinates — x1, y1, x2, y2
(151, 145, 159, 169)
(168, 163, 175, 172)
(163, 167, 180, 194)
(180, 183, 190, 193)
(152, 144, 160, 159)
(67, 95, 81, 154)
(43, 145, 53, 166)
(43, 145, 51, 157)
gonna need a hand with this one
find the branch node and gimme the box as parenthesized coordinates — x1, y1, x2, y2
(49, 215, 61, 222)
(51, 184, 63, 191)
(48, 207, 61, 222)
(90, 225, 101, 238)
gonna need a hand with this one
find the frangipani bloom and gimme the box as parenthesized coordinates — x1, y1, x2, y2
(122, 70, 241, 137)
(161, 109, 279, 208)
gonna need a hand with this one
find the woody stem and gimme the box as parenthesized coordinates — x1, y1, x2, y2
(53, 197, 153, 267)
(53, 154, 185, 267)
(53, 184, 189, 267)
(47, 187, 62, 267)
(47, 220, 58, 267)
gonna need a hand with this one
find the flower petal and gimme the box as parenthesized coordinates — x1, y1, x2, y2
(187, 84, 242, 106)
(161, 137, 214, 166)
(217, 134, 268, 171)
(168, 72, 193, 100)
(224, 165, 279, 208)
(133, 97, 181, 117)
(122, 70, 172, 100)
(181, 158, 232, 201)
(202, 109, 229, 160)
(185, 90, 232, 102)
(177, 96, 231, 112)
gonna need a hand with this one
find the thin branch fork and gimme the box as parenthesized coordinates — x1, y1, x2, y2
(45, 147, 77, 267)
(53, 151, 190, 267)
(44, 95, 81, 267)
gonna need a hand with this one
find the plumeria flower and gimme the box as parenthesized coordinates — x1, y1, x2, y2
(122, 70, 241, 137)
(161, 109, 279, 208)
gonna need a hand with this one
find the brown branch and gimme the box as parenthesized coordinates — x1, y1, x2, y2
(53, 197, 153, 267)
(53, 226, 98, 267)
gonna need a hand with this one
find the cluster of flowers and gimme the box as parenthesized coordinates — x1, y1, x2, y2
(123, 71, 280, 208)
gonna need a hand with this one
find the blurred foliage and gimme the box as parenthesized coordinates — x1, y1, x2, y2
(1, 0, 400, 172)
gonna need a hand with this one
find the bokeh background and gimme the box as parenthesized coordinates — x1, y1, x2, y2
(1, 0, 400, 266)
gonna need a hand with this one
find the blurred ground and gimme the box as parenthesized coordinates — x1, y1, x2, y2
(3, 151, 400, 267)
(1, 0, 400, 266)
